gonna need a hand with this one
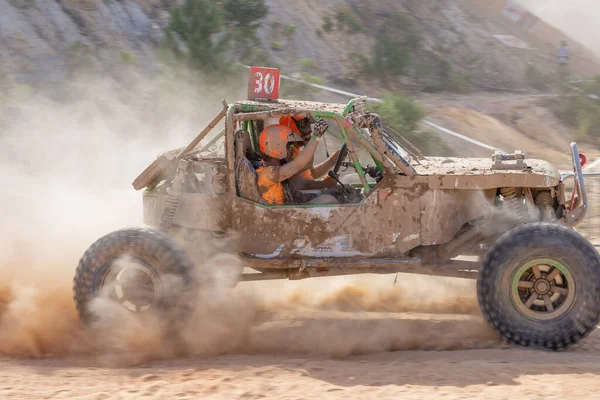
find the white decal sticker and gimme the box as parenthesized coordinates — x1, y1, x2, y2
(251, 244, 284, 259)
(403, 233, 420, 242)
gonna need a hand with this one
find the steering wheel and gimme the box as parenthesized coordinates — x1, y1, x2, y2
(332, 143, 349, 176)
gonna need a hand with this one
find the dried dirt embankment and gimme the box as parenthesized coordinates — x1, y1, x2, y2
(0, 0, 168, 88)
(417, 91, 600, 168)
(3, 0, 599, 95)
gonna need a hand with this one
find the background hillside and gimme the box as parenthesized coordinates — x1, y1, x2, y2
(1, 0, 599, 93)
(2, 0, 600, 169)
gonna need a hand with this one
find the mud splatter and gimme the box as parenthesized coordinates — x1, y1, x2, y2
(0, 76, 500, 366)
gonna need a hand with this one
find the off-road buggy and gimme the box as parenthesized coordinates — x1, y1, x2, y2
(74, 67, 600, 350)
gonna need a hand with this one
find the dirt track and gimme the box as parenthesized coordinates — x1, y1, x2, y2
(2, 274, 600, 399)
(2, 305, 600, 399)
(3, 347, 599, 399)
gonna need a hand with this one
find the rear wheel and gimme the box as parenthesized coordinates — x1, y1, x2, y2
(477, 223, 600, 349)
(73, 228, 198, 325)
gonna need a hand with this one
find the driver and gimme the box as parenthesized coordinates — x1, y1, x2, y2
(279, 116, 342, 190)
(256, 119, 339, 205)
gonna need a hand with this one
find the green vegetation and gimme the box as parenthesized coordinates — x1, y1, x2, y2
(242, 49, 272, 66)
(305, 75, 325, 85)
(369, 93, 454, 156)
(576, 105, 600, 141)
(360, 13, 421, 78)
(163, 0, 270, 75)
(466, 55, 480, 66)
(164, 0, 226, 72)
(285, 24, 296, 35)
(222, 0, 269, 65)
(525, 64, 553, 90)
(439, 59, 451, 83)
(335, 8, 362, 34)
(8, 0, 35, 8)
(447, 71, 472, 93)
(271, 41, 282, 51)
(299, 58, 317, 72)
(556, 97, 600, 143)
(65, 41, 94, 70)
(554, 76, 600, 144)
(10, 84, 34, 101)
(372, 36, 415, 76)
(369, 93, 424, 136)
(120, 50, 136, 64)
(420, 58, 472, 94)
(581, 75, 600, 93)
(279, 79, 321, 101)
(322, 16, 333, 32)
(277, 60, 325, 98)
(434, 43, 450, 54)
(222, 0, 268, 28)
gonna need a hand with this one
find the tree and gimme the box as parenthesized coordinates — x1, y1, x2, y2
(220, 0, 268, 28)
(164, 0, 228, 71)
(360, 13, 421, 78)
(211, 0, 269, 63)
(369, 93, 453, 156)
(372, 36, 414, 77)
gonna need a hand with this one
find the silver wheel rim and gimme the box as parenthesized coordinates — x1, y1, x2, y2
(102, 256, 162, 312)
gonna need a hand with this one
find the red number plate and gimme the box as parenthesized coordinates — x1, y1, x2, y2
(247, 66, 280, 101)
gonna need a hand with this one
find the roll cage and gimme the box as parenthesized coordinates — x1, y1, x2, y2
(194, 96, 424, 199)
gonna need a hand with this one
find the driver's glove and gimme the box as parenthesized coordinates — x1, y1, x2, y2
(312, 118, 328, 137)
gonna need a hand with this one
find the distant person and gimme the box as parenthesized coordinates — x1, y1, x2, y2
(557, 40, 569, 65)
(557, 40, 570, 85)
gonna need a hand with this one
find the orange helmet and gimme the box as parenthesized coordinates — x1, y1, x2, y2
(279, 116, 302, 135)
(259, 124, 304, 159)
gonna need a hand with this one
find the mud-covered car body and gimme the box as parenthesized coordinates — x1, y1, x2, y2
(134, 95, 587, 281)
(75, 68, 599, 350)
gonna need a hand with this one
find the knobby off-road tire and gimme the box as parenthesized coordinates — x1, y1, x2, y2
(477, 223, 600, 350)
(73, 228, 199, 326)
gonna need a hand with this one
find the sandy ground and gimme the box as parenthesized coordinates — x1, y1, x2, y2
(1, 315, 600, 400)
(2, 275, 600, 400)
(4, 346, 600, 400)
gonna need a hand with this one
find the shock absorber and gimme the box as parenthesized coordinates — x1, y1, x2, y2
(500, 187, 525, 223)
(159, 159, 189, 233)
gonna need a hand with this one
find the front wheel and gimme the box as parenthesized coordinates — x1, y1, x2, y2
(477, 223, 600, 349)
(73, 228, 198, 325)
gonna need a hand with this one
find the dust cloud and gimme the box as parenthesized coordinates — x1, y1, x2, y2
(0, 72, 499, 366)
